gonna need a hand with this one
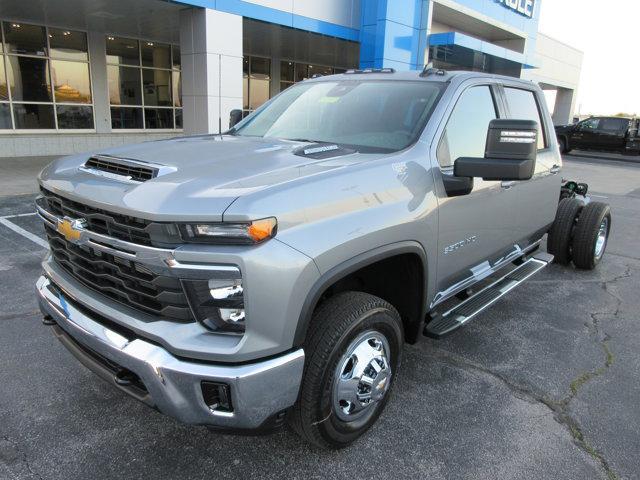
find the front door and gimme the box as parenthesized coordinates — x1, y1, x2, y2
(571, 118, 600, 149)
(432, 83, 520, 303)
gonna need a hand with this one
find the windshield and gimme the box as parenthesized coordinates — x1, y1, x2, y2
(232, 80, 444, 153)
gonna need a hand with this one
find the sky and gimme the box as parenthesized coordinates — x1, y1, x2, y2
(537, 0, 640, 116)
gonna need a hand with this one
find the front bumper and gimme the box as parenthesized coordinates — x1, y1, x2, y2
(36, 275, 305, 430)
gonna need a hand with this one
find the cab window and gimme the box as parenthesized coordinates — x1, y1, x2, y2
(599, 117, 629, 132)
(504, 87, 547, 150)
(437, 85, 497, 168)
(579, 118, 600, 131)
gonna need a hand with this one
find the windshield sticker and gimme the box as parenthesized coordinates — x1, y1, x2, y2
(319, 96, 340, 104)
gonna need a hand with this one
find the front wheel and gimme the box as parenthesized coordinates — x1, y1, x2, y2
(289, 291, 403, 449)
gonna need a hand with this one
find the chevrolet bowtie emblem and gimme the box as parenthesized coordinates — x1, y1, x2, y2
(57, 217, 87, 243)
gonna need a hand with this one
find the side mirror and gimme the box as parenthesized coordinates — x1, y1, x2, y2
(229, 109, 243, 129)
(454, 119, 537, 181)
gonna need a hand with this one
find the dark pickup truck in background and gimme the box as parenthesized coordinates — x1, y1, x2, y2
(556, 116, 640, 156)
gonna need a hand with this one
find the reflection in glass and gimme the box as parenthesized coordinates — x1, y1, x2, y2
(175, 108, 183, 129)
(106, 36, 139, 65)
(144, 108, 173, 129)
(13, 103, 55, 129)
(250, 57, 270, 78)
(107, 65, 141, 105)
(56, 105, 94, 129)
(308, 65, 332, 77)
(51, 60, 92, 103)
(280, 82, 291, 93)
(6, 56, 52, 102)
(49, 29, 88, 61)
(172, 45, 181, 69)
(249, 78, 270, 110)
(0, 60, 8, 100)
(243, 76, 249, 110)
(3, 22, 47, 56)
(111, 107, 143, 129)
(142, 69, 171, 106)
(141, 42, 171, 69)
(172, 71, 181, 107)
(280, 61, 294, 82)
(295, 63, 308, 82)
(0, 103, 11, 129)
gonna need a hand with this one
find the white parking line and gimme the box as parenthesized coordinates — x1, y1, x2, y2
(0, 216, 49, 249)
(0, 212, 38, 219)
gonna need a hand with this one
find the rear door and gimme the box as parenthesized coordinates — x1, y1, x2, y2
(432, 82, 520, 300)
(596, 117, 630, 151)
(501, 85, 561, 243)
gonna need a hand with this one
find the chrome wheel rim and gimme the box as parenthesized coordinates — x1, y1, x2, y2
(332, 330, 392, 422)
(594, 217, 609, 260)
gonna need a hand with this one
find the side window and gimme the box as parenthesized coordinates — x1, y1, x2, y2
(579, 118, 600, 131)
(599, 117, 629, 132)
(504, 87, 547, 149)
(437, 86, 497, 168)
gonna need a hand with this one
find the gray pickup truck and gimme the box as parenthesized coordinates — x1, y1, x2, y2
(35, 69, 612, 449)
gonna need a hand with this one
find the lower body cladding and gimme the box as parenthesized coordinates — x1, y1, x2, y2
(36, 275, 305, 430)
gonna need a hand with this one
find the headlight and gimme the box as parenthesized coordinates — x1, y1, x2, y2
(180, 217, 277, 244)
(182, 277, 246, 333)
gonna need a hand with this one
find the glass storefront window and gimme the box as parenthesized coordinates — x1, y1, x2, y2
(142, 69, 171, 106)
(6, 56, 52, 102)
(49, 29, 88, 61)
(56, 105, 94, 129)
(13, 103, 55, 129)
(106, 35, 182, 130)
(243, 55, 271, 114)
(0, 20, 94, 130)
(281, 61, 294, 82)
(3, 22, 47, 56)
(106, 36, 139, 65)
(51, 60, 92, 103)
(0, 59, 7, 100)
(0, 103, 11, 129)
(110, 107, 143, 129)
(141, 42, 171, 69)
(144, 108, 173, 129)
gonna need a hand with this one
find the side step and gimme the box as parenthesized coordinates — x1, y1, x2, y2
(425, 252, 553, 338)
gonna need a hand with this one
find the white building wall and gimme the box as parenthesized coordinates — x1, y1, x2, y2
(522, 33, 583, 124)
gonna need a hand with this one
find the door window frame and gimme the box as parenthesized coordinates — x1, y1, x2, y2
(433, 81, 504, 171)
(500, 84, 551, 151)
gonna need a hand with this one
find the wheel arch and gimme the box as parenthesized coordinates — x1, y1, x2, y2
(293, 241, 428, 347)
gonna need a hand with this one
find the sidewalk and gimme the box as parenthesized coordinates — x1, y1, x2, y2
(568, 149, 640, 164)
(0, 156, 58, 197)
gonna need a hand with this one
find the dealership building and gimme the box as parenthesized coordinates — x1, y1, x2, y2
(0, 0, 583, 157)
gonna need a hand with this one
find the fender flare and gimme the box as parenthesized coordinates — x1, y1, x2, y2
(292, 241, 428, 347)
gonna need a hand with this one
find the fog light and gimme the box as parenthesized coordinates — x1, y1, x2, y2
(201, 382, 233, 413)
(182, 276, 245, 333)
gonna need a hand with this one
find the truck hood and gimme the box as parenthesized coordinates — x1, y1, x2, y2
(38, 135, 374, 221)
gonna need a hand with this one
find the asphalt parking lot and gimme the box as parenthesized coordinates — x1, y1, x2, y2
(1, 155, 639, 480)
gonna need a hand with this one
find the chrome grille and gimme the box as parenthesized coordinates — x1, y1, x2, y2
(39, 188, 153, 246)
(44, 223, 194, 322)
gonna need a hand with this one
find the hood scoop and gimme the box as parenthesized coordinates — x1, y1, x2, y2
(80, 155, 176, 183)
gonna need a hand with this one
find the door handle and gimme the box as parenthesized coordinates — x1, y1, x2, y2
(550, 164, 561, 174)
(501, 181, 517, 189)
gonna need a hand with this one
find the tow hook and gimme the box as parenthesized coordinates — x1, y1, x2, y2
(42, 314, 56, 326)
(114, 369, 138, 387)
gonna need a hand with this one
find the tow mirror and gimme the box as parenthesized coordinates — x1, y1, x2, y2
(229, 109, 243, 129)
(454, 119, 537, 181)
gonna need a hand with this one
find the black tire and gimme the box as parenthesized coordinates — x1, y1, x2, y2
(288, 291, 403, 449)
(558, 136, 571, 154)
(548, 197, 583, 265)
(572, 202, 611, 270)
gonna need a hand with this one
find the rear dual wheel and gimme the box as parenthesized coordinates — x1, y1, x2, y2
(547, 199, 611, 270)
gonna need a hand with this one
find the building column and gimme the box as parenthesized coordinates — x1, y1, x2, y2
(553, 87, 577, 125)
(87, 31, 111, 133)
(359, 0, 431, 71)
(180, 8, 243, 135)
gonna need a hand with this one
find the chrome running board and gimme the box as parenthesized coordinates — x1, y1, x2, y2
(425, 252, 553, 338)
